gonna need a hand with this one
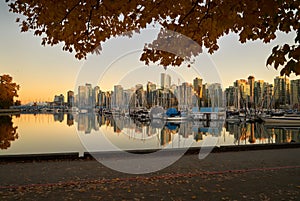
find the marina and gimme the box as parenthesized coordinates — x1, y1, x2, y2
(0, 111, 299, 157)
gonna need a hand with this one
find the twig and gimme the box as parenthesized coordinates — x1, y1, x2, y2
(59, 0, 82, 24)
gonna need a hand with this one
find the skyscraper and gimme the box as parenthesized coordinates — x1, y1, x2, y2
(224, 86, 236, 108)
(113, 85, 124, 109)
(290, 79, 300, 108)
(123, 88, 135, 109)
(105, 91, 112, 109)
(248, 75, 255, 106)
(85, 83, 93, 107)
(234, 79, 250, 109)
(207, 83, 223, 108)
(67, 90, 74, 108)
(93, 86, 100, 107)
(177, 82, 193, 110)
(135, 84, 145, 107)
(146, 81, 156, 107)
(263, 82, 273, 109)
(78, 85, 87, 108)
(161, 73, 171, 89)
(274, 76, 290, 107)
(78, 83, 93, 108)
(254, 80, 264, 107)
(193, 77, 203, 98)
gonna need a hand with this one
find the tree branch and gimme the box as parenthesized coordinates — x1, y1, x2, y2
(177, 0, 200, 26)
(198, 0, 211, 26)
(86, 6, 93, 36)
(59, 0, 82, 24)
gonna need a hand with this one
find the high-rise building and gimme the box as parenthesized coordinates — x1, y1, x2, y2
(78, 83, 93, 108)
(202, 83, 208, 107)
(254, 80, 264, 107)
(67, 91, 74, 108)
(207, 83, 223, 108)
(98, 91, 112, 109)
(224, 86, 236, 108)
(98, 91, 106, 108)
(193, 77, 203, 98)
(263, 83, 273, 109)
(234, 79, 250, 109)
(113, 85, 124, 109)
(78, 85, 87, 108)
(146, 81, 156, 107)
(290, 79, 300, 108)
(177, 82, 193, 110)
(147, 81, 156, 92)
(93, 86, 100, 107)
(85, 83, 93, 107)
(123, 88, 135, 109)
(135, 84, 145, 107)
(248, 75, 255, 106)
(274, 76, 290, 107)
(161, 73, 171, 89)
(105, 92, 112, 109)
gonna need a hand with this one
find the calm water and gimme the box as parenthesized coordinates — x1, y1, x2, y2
(0, 113, 299, 156)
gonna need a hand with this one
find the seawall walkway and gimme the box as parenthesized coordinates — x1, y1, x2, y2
(0, 148, 299, 200)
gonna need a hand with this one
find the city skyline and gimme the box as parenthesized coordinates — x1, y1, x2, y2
(47, 73, 299, 111)
(0, 1, 299, 104)
(12, 72, 300, 105)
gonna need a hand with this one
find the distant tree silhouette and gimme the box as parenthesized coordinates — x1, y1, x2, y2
(14, 100, 21, 106)
(0, 74, 20, 109)
(0, 115, 18, 149)
(6, 0, 299, 75)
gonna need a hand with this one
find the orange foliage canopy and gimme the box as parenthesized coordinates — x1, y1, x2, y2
(6, 0, 300, 75)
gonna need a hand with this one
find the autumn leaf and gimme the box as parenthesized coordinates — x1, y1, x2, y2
(4, 0, 300, 74)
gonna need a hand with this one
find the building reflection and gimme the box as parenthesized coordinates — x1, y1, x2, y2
(72, 113, 99, 134)
(67, 113, 74, 126)
(225, 122, 300, 144)
(53, 112, 64, 122)
(161, 124, 173, 146)
(68, 113, 300, 145)
(72, 113, 225, 145)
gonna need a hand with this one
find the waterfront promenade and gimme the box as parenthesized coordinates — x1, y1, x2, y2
(0, 148, 300, 200)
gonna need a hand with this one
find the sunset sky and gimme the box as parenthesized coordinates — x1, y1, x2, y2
(0, 2, 298, 104)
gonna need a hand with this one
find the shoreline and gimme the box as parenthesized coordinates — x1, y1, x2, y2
(1, 143, 299, 163)
(0, 109, 21, 115)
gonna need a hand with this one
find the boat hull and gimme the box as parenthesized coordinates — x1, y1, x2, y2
(262, 117, 300, 126)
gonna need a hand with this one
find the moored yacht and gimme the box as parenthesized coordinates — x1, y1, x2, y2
(262, 116, 300, 126)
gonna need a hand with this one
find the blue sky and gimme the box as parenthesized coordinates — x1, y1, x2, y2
(0, 2, 298, 103)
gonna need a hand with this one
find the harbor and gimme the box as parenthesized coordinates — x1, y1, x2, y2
(1, 110, 299, 159)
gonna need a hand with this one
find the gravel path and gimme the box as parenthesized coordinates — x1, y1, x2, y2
(0, 148, 299, 200)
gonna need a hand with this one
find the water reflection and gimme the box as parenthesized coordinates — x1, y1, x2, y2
(69, 113, 300, 146)
(1, 113, 300, 155)
(76, 113, 99, 134)
(54, 112, 64, 122)
(0, 115, 18, 149)
(73, 113, 225, 147)
(225, 122, 300, 144)
(66, 113, 74, 126)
